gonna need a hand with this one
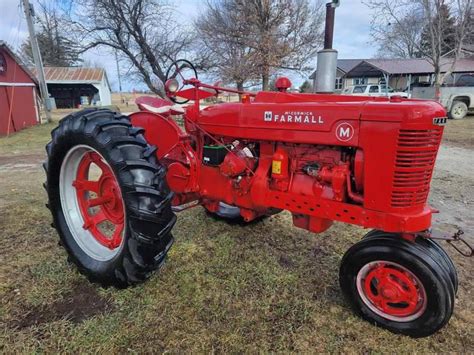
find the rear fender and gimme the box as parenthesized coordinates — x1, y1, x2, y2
(130, 111, 199, 194)
(129, 111, 187, 159)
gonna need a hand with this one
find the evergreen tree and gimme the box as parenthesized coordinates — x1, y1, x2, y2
(419, 2, 457, 57)
(21, 2, 82, 66)
(299, 80, 312, 93)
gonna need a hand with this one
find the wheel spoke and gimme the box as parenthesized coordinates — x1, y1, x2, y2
(358, 260, 426, 320)
(73, 179, 99, 193)
(109, 223, 124, 249)
(87, 194, 113, 208)
(93, 158, 112, 176)
(89, 210, 108, 227)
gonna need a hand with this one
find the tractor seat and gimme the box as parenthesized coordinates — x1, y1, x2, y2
(135, 96, 185, 115)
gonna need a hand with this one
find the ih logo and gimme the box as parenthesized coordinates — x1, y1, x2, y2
(264, 111, 273, 122)
(336, 122, 354, 142)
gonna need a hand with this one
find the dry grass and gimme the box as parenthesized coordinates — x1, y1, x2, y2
(0, 110, 472, 353)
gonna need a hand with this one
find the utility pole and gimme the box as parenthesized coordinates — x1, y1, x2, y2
(115, 51, 123, 103)
(22, 0, 52, 122)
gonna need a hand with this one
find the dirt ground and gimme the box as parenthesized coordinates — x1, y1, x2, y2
(0, 110, 472, 352)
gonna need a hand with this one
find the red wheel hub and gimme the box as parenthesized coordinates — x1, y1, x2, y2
(73, 151, 124, 249)
(362, 262, 425, 319)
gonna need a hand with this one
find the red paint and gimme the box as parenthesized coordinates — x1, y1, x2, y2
(166, 162, 191, 193)
(133, 77, 445, 234)
(353, 149, 364, 192)
(220, 149, 255, 177)
(73, 152, 124, 249)
(275, 76, 292, 92)
(362, 263, 425, 318)
(0, 44, 39, 135)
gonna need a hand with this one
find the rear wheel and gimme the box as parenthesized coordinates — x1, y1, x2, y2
(44, 108, 176, 287)
(449, 101, 468, 119)
(340, 233, 455, 337)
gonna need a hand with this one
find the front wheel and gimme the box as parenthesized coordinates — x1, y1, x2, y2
(449, 101, 468, 119)
(44, 109, 176, 287)
(339, 233, 455, 337)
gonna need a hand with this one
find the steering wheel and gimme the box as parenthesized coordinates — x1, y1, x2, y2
(165, 59, 198, 104)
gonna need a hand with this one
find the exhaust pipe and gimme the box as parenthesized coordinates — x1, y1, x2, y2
(314, 1, 339, 93)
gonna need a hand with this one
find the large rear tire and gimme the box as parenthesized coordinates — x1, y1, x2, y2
(44, 108, 176, 287)
(340, 233, 455, 337)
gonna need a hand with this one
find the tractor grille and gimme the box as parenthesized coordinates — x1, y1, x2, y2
(391, 129, 442, 208)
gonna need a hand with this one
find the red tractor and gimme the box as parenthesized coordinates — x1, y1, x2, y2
(44, 60, 470, 337)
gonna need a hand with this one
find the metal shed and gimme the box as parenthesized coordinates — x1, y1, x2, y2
(31, 66, 112, 108)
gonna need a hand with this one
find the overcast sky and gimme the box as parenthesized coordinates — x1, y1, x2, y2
(0, 0, 377, 91)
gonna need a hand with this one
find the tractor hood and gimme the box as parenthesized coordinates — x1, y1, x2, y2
(197, 92, 446, 146)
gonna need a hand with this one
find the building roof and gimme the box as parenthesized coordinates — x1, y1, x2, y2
(450, 58, 474, 71)
(337, 59, 364, 73)
(0, 41, 38, 84)
(311, 57, 474, 80)
(310, 59, 363, 79)
(345, 58, 474, 77)
(31, 66, 107, 83)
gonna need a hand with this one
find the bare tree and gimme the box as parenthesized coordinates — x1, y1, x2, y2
(198, 0, 324, 91)
(464, 6, 474, 52)
(21, 0, 82, 66)
(367, 1, 425, 58)
(366, 0, 472, 97)
(195, 1, 260, 91)
(71, 0, 193, 96)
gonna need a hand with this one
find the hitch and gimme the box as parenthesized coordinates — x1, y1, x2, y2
(420, 229, 473, 257)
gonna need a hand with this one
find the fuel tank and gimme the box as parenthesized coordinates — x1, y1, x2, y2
(196, 91, 446, 146)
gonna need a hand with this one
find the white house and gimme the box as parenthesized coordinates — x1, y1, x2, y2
(311, 58, 474, 93)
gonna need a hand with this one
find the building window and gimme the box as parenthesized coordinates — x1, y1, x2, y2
(335, 77, 343, 90)
(353, 78, 367, 85)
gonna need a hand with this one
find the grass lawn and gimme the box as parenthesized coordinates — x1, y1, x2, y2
(0, 111, 472, 352)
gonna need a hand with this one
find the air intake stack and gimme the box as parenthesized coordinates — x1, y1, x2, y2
(314, 1, 339, 93)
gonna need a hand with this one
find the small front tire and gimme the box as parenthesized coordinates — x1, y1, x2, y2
(363, 230, 458, 294)
(340, 233, 455, 337)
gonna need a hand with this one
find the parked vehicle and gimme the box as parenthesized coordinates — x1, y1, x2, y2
(44, 60, 472, 338)
(342, 84, 409, 98)
(412, 74, 474, 119)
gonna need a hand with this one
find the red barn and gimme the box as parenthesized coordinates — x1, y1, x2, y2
(0, 41, 39, 136)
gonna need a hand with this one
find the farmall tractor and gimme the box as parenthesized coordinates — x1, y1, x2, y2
(44, 60, 472, 338)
